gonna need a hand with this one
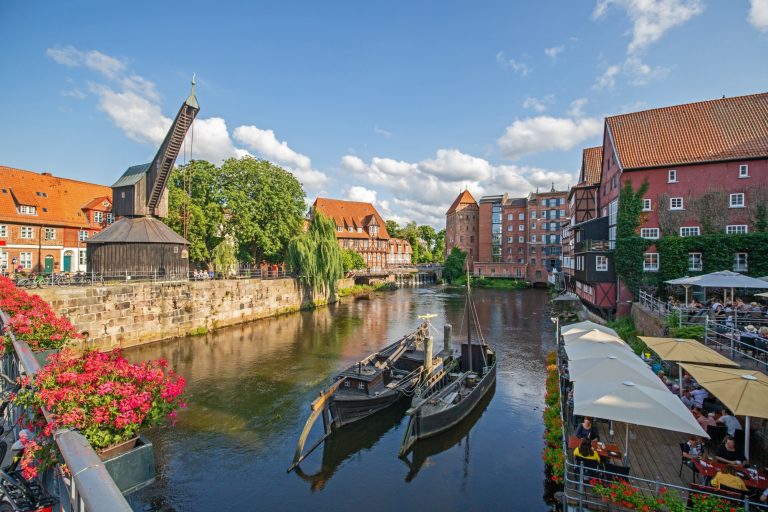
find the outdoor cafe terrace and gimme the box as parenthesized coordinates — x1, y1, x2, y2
(555, 320, 768, 511)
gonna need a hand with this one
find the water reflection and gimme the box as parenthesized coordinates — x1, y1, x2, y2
(126, 287, 555, 512)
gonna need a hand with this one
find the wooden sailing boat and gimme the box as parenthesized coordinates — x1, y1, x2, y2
(399, 273, 497, 456)
(291, 318, 441, 471)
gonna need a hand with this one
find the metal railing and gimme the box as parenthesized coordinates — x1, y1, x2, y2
(703, 318, 768, 369)
(0, 310, 131, 512)
(554, 345, 762, 511)
(639, 291, 768, 330)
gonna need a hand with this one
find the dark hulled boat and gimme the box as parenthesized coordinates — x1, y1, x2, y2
(399, 279, 497, 456)
(291, 319, 440, 470)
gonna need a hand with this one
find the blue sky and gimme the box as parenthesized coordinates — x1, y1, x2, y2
(1, 1, 767, 227)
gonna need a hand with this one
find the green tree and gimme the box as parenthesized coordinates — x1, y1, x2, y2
(418, 225, 437, 251)
(218, 156, 306, 263)
(433, 229, 446, 263)
(443, 247, 467, 283)
(287, 212, 344, 296)
(385, 220, 401, 238)
(211, 238, 238, 275)
(165, 160, 225, 265)
(341, 248, 365, 271)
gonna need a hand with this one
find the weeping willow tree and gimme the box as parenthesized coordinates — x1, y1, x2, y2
(211, 238, 238, 276)
(287, 212, 344, 296)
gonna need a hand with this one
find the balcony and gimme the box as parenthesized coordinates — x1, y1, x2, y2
(575, 239, 612, 253)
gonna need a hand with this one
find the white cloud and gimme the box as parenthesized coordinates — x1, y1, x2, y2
(544, 45, 565, 58)
(749, 0, 768, 31)
(496, 52, 531, 76)
(593, 64, 621, 90)
(88, 84, 171, 146)
(46, 46, 127, 79)
(624, 55, 668, 85)
(523, 95, 555, 112)
(338, 149, 578, 227)
(234, 126, 312, 170)
(61, 88, 87, 100)
(567, 98, 588, 117)
(374, 126, 393, 138)
(345, 186, 378, 204)
(497, 116, 603, 160)
(190, 117, 251, 164)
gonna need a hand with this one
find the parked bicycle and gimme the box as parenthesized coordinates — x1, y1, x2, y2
(12, 275, 46, 289)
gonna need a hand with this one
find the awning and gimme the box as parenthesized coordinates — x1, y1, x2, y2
(638, 337, 739, 367)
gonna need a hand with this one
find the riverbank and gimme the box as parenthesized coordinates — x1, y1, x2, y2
(33, 277, 355, 350)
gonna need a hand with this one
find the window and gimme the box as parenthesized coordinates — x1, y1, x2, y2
(729, 193, 744, 208)
(559, 209, 565, 217)
(679, 226, 700, 237)
(44, 228, 56, 240)
(18, 205, 36, 215)
(640, 228, 659, 239)
(670, 197, 684, 210)
(733, 253, 748, 272)
(530, 211, 536, 219)
(518, 213, 524, 220)
(106, 212, 114, 224)
(668, 169, 677, 183)
(507, 225, 513, 232)
(0, 251, 7, 270)
(530, 258, 536, 266)
(518, 224, 524, 231)
(642, 199, 651, 211)
(507, 237, 513, 243)
(507, 214, 513, 221)
(530, 235, 536, 243)
(739, 165, 749, 178)
(79, 230, 89, 241)
(357, 382, 365, 390)
(643, 253, 659, 271)
(79, 250, 87, 266)
(688, 253, 702, 271)
(518, 236, 524, 243)
(94, 211, 103, 223)
(518, 247, 523, 253)
(356, 227, 362, 233)
(20, 252, 32, 269)
(531, 222, 536, 230)
(608, 200, 618, 225)
(596, 255, 608, 271)
(726, 225, 748, 234)
(0, 225, 6, 237)
(337, 226, 343, 232)
(20, 226, 33, 239)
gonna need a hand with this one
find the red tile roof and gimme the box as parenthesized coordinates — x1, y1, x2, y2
(313, 197, 391, 239)
(446, 189, 478, 214)
(0, 166, 112, 228)
(606, 92, 768, 170)
(581, 147, 603, 185)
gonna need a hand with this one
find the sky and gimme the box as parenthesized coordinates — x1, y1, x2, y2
(1, 1, 767, 228)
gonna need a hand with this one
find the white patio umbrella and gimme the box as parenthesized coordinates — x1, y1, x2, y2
(564, 342, 633, 362)
(666, 270, 768, 304)
(561, 320, 619, 338)
(574, 380, 709, 461)
(563, 329, 626, 347)
(570, 355, 668, 392)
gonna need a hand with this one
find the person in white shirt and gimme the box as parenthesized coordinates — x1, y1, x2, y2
(691, 386, 708, 409)
(718, 410, 743, 437)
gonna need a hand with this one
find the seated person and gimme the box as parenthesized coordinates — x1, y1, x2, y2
(573, 437, 600, 463)
(680, 389, 695, 409)
(575, 417, 599, 441)
(710, 465, 747, 491)
(717, 409, 743, 437)
(715, 437, 744, 466)
(681, 436, 703, 472)
(681, 372, 697, 389)
(691, 386, 709, 409)
(696, 410, 717, 430)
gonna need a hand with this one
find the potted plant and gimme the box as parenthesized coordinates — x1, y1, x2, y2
(588, 479, 686, 511)
(13, 349, 186, 484)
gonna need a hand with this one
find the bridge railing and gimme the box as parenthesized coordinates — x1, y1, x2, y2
(0, 310, 132, 512)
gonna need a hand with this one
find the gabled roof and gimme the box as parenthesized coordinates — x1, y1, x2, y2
(447, 189, 478, 214)
(0, 166, 112, 228)
(606, 92, 768, 170)
(581, 146, 603, 185)
(313, 197, 391, 239)
(506, 197, 527, 207)
(112, 163, 150, 188)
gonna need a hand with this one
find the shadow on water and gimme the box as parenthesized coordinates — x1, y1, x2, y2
(400, 382, 496, 483)
(293, 400, 410, 492)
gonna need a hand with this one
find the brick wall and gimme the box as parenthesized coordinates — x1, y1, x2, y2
(32, 277, 355, 350)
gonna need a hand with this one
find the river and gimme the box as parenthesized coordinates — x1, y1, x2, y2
(125, 286, 556, 511)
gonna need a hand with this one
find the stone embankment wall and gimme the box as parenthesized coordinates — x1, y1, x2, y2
(630, 303, 667, 337)
(33, 277, 354, 350)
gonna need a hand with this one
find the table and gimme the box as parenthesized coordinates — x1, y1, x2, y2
(568, 436, 623, 460)
(691, 458, 768, 491)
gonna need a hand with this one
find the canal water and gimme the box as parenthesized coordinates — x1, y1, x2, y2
(125, 286, 556, 511)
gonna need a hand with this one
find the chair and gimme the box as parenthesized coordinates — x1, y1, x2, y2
(577, 458, 601, 480)
(602, 461, 630, 481)
(733, 429, 746, 455)
(719, 484, 749, 497)
(679, 443, 699, 483)
(706, 425, 727, 448)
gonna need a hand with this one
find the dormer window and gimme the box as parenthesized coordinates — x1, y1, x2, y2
(94, 211, 104, 223)
(19, 205, 36, 215)
(348, 226, 353, 232)
(357, 227, 362, 233)
(337, 226, 343, 232)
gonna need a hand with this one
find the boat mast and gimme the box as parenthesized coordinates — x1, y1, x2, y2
(466, 267, 472, 373)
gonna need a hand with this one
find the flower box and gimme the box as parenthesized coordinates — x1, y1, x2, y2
(102, 436, 156, 495)
(97, 436, 139, 461)
(33, 349, 59, 368)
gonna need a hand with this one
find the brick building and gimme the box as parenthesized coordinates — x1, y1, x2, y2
(0, 166, 114, 273)
(312, 197, 411, 270)
(568, 92, 768, 317)
(526, 187, 569, 283)
(444, 189, 479, 269)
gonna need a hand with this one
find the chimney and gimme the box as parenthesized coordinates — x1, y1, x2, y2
(41, 172, 52, 176)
